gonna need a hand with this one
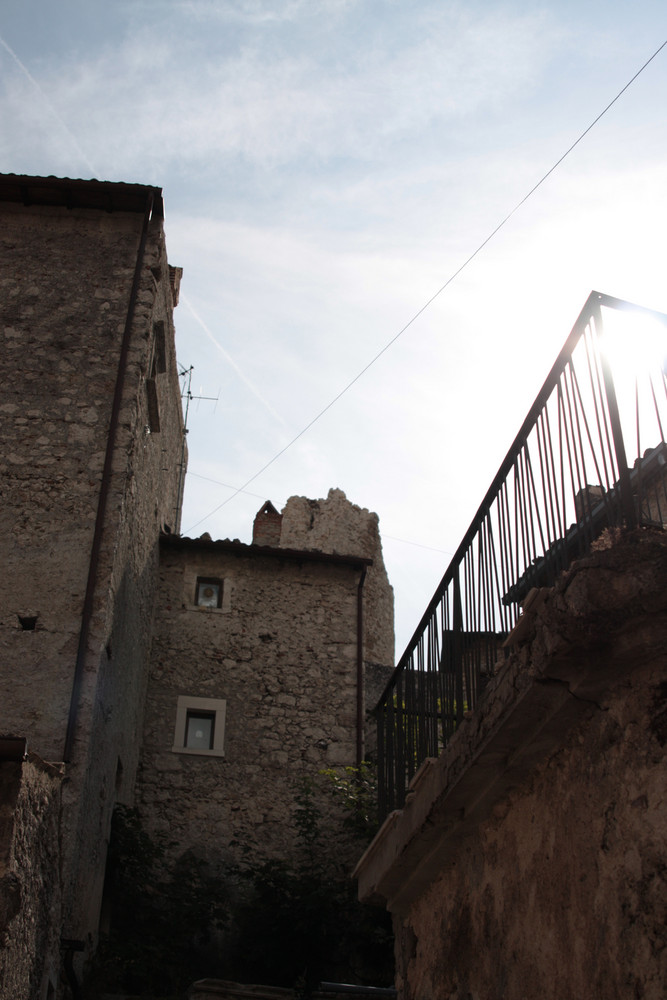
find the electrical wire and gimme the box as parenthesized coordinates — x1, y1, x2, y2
(187, 470, 267, 502)
(187, 469, 453, 551)
(184, 38, 667, 536)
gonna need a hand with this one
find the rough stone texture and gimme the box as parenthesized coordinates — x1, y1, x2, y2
(356, 529, 667, 1000)
(0, 755, 64, 1000)
(280, 489, 395, 708)
(635, 444, 667, 528)
(136, 493, 394, 871)
(1, 201, 145, 758)
(0, 176, 396, 993)
(0, 179, 185, 969)
(62, 213, 185, 946)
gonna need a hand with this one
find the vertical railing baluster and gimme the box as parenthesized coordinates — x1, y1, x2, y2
(374, 294, 667, 821)
(593, 298, 636, 528)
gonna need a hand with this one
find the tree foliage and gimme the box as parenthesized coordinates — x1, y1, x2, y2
(231, 777, 392, 993)
(85, 772, 392, 998)
(85, 807, 232, 998)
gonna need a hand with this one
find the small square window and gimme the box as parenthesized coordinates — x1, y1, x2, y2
(195, 578, 222, 608)
(185, 710, 215, 750)
(172, 696, 226, 757)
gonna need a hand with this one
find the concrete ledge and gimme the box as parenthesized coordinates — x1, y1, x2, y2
(355, 529, 667, 916)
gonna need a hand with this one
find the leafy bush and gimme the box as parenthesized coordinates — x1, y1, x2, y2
(86, 773, 393, 997)
(230, 778, 392, 992)
(318, 761, 379, 839)
(84, 807, 232, 998)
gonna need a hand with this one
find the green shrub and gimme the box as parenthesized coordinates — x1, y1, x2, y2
(85, 773, 392, 998)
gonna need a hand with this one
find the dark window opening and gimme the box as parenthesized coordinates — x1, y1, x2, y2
(18, 615, 37, 631)
(146, 377, 160, 432)
(153, 320, 167, 374)
(185, 711, 215, 750)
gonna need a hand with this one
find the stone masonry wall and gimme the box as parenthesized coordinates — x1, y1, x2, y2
(0, 756, 63, 1000)
(373, 531, 667, 1000)
(136, 538, 367, 872)
(61, 212, 185, 941)
(0, 191, 185, 947)
(280, 489, 395, 712)
(0, 201, 144, 759)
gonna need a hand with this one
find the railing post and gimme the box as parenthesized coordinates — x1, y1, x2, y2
(371, 294, 666, 820)
(592, 298, 637, 528)
(377, 701, 387, 821)
(453, 570, 464, 726)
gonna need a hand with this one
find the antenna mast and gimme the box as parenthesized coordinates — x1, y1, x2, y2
(175, 366, 218, 532)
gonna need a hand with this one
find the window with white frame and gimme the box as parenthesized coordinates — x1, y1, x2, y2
(172, 695, 227, 757)
(194, 577, 223, 609)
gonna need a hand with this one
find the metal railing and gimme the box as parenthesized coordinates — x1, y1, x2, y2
(376, 292, 667, 819)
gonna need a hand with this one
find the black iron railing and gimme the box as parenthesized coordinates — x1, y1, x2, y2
(377, 292, 667, 819)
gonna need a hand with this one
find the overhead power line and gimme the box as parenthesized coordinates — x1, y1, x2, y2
(184, 37, 667, 536)
(188, 469, 453, 552)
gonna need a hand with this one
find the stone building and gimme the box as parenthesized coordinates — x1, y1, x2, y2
(0, 173, 185, 999)
(0, 174, 394, 998)
(136, 489, 394, 871)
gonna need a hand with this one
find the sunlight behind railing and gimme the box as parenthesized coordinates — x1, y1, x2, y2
(376, 292, 667, 819)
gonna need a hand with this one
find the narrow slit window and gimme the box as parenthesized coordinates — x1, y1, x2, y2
(153, 320, 167, 374)
(146, 376, 160, 432)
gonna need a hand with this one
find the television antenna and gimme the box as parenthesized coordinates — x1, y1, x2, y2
(175, 365, 219, 531)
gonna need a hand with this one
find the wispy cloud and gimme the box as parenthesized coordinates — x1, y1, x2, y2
(0, 33, 98, 176)
(0, 6, 555, 178)
(150, 0, 356, 26)
(3, 0, 664, 649)
(182, 292, 287, 424)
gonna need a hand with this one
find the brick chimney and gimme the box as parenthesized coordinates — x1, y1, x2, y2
(252, 501, 283, 546)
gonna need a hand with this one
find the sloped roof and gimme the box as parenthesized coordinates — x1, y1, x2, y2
(161, 531, 372, 568)
(0, 173, 164, 218)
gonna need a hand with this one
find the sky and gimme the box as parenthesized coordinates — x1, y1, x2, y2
(2, 0, 666, 655)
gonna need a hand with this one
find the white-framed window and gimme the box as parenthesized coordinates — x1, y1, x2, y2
(194, 577, 223, 609)
(183, 569, 231, 613)
(172, 695, 227, 757)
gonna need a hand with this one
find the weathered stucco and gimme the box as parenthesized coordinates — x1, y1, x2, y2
(357, 529, 667, 1000)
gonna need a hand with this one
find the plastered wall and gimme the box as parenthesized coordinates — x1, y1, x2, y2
(381, 532, 667, 1000)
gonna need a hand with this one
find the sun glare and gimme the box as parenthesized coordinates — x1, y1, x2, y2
(598, 305, 667, 458)
(601, 307, 667, 379)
